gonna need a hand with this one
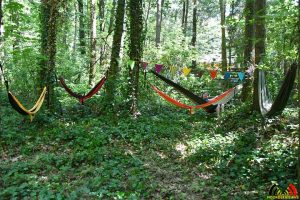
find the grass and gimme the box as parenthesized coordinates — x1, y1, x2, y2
(0, 95, 298, 199)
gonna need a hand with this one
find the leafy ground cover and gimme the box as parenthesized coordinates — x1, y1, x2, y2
(0, 96, 298, 199)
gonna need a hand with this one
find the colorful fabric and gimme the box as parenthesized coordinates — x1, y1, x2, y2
(151, 84, 242, 114)
(60, 76, 106, 104)
(238, 72, 245, 81)
(151, 70, 217, 113)
(224, 72, 231, 80)
(155, 64, 163, 73)
(210, 70, 218, 80)
(8, 87, 47, 121)
(182, 67, 192, 76)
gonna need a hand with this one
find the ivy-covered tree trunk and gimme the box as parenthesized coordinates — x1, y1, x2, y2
(297, 0, 300, 193)
(39, 0, 59, 111)
(241, 0, 254, 102)
(89, 0, 97, 86)
(77, 0, 86, 55)
(108, 0, 116, 33)
(99, 0, 105, 31)
(0, 0, 3, 85)
(191, 0, 197, 68)
(155, 0, 164, 47)
(98, 0, 106, 66)
(105, 0, 125, 109)
(0, 0, 2, 131)
(128, 0, 143, 116)
(73, 1, 78, 55)
(219, 0, 227, 72)
(253, 0, 266, 111)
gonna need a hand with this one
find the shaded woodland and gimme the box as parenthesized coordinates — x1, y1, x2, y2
(0, 0, 300, 199)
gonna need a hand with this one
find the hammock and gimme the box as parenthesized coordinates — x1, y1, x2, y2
(151, 70, 217, 113)
(8, 87, 47, 121)
(0, 63, 46, 121)
(59, 76, 106, 104)
(258, 63, 297, 117)
(151, 84, 242, 114)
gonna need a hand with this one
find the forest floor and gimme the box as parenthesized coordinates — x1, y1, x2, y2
(0, 96, 298, 199)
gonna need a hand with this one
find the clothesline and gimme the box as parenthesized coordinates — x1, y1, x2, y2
(125, 59, 255, 81)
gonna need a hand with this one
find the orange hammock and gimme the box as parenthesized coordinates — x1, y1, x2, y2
(151, 84, 242, 114)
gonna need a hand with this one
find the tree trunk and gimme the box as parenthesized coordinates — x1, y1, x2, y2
(98, 0, 106, 66)
(155, 0, 163, 47)
(241, 0, 254, 102)
(183, 0, 189, 36)
(219, 0, 227, 72)
(128, 0, 143, 116)
(105, 0, 125, 109)
(62, 2, 69, 46)
(182, 0, 186, 30)
(144, 0, 151, 36)
(191, 0, 197, 68)
(89, 0, 97, 86)
(73, 1, 78, 56)
(11, 9, 20, 53)
(253, 0, 266, 111)
(39, 0, 59, 111)
(78, 0, 86, 55)
(98, 0, 105, 32)
(0, 0, 3, 85)
(108, 0, 117, 33)
(227, 0, 235, 67)
(297, 0, 300, 193)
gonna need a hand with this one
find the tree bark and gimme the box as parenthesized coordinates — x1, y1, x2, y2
(98, 0, 105, 32)
(227, 0, 235, 66)
(105, 0, 125, 109)
(155, 0, 164, 47)
(89, 0, 97, 86)
(98, 0, 106, 66)
(73, 1, 78, 56)
(241, 0, 255, 102)
(0, 0, 3, 85)
(191, 0, 197, 68)
(183, 0, 189, 36)
(297, 0, 300, 193)
(39, 0, 59, 111)
(128, 0, 143, 116)
(182, 0, 186, 29)
(219, 0, 227, 73)
(108, 0, 117, 33)
(78, 0, 86, 55)
(253, 0, 266, 111)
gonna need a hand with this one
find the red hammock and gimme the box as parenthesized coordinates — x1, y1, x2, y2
(59, 76, 106, 104)
(151, 84, 242, 114)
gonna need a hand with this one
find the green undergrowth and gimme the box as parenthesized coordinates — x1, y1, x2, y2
(0, 96, 298, 199)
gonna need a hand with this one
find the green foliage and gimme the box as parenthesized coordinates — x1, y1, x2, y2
(0, 0, 299, 199)
(1, 99, 298, 199)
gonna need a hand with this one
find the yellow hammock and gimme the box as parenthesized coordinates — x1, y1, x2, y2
(8, 87, 47, 121)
